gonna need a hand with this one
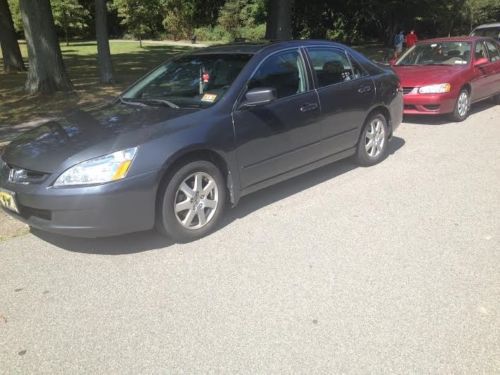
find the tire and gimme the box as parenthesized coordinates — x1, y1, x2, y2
(450, 88, 470, 122)
(356, 113, 389, 166)
(155, 160, 226, 242)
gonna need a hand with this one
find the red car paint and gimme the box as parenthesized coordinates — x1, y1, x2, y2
(392, 36, 500, 116)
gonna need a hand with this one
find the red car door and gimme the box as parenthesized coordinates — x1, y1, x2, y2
(483, 39, 500, 97)
(471, 40, 492, 100)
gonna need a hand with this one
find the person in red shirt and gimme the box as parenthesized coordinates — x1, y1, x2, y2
(406, 30, 418, 48)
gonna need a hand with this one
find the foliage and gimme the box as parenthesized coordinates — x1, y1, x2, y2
(51, 0, 90, 43)
(7, 0, 22, 32)
(162, 0, 195, 40)
(112, 0, 164, 42)
(217, 0, 266, 40)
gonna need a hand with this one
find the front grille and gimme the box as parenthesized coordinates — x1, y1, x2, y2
(5, 164, 49, 185)
(403, 87, 414, 95)
(404, 104, 417, 110)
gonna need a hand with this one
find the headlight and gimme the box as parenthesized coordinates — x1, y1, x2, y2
(418, 83, 451, 94)
(54, 147, 138, 187)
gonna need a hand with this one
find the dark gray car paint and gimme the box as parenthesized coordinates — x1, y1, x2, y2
(0, 40, 403, 237)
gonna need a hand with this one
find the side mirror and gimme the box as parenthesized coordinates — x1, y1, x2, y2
(241, 87, 277, 107)
(474, 57, 488, 67)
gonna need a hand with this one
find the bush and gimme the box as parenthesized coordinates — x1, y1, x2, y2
(193, 26, 231, 42)
(240, 24, 266, 41)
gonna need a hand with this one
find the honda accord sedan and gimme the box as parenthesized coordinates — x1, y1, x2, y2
(392, 36, 500, 121)
(0, 40, 402, 242)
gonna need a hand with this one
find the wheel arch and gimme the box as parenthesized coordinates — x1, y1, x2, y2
(156, 147, 237, 212)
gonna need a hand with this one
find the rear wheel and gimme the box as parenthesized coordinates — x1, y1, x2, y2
(356, 113, 388, 166)
(156, 160, 226, 242)
(450, 88, 470, 122)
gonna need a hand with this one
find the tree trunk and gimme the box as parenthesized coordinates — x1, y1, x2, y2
(95, 0, 114, 83)
(265, 0, 293, 40)
(0, 0, 25, 72)
(19, 0, 73, 94)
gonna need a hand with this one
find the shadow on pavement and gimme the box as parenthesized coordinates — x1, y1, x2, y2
(31, 136, 405, 255)
(403, 99, 496, 125)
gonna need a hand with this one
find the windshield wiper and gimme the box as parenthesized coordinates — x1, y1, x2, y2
(118, 97, 148, 107)
(140, 98, 180, 109)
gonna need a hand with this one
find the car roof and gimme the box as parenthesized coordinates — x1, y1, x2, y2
(416, 36, 484, 44)
(473, 22, 500, 29)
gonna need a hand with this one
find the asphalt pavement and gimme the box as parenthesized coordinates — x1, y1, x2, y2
(1, 102, 499, 374)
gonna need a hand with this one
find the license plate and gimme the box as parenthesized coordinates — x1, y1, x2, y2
(0, 189, 19, 214)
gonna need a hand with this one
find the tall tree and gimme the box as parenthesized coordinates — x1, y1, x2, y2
(51, 0, 90, 46)
(0, 0, 25, 72)
(95, 0, 114, 83)
(114, 0, 164, 47)
(265, 0, 293, 40)
(19, 0, 73, 94)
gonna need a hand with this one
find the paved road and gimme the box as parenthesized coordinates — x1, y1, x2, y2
(1, 103, 499, 374)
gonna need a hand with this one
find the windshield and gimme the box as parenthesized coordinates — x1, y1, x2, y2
(396, 41, 471, 66)
(122, 53, 252, 108)
(471, 27, 500, 39)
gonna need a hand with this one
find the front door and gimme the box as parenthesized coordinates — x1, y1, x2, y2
(233, 49, 321, 189)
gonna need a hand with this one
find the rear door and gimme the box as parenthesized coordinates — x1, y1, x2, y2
(305, 47, 375, 158)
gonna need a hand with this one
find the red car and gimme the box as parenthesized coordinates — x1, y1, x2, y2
(392, 36, 500, 121)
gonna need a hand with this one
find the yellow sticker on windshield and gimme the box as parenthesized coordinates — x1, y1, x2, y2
(201, 93, 217, 103)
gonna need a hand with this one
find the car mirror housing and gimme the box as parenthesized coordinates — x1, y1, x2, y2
(474, 57, 488, 67)
(241, 87, 277, 107)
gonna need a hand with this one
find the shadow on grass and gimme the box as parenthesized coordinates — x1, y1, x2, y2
(30, 137, 405, 255)
(0, 45, 193, 131)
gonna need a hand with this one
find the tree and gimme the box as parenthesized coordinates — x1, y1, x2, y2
(19, 0, 73, 94)
(95, 0, 114, 83)
(113, 0, 164, 47)
(265, 0, 293, 40)
(0, 0, 25, 72)
(51, 0, 90, 46)
(162, 0, 195, 40)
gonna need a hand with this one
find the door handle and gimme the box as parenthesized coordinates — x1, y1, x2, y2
(300, 103, 319, 112)
(358, 85, 372, 94)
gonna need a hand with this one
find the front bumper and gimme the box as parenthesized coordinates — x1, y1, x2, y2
(0, 171, 159, 237)
(403, 92, 456, 115)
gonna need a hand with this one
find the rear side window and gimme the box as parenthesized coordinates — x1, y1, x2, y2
(471, 27, 500, 40)
(248, 49, 308, 99)
(484, 40, 500, 62)
(306, 48, 354, 88)
(348, 54, 368, 79)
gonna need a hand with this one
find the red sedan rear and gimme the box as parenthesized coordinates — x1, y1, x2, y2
(392, 36, 500, 121)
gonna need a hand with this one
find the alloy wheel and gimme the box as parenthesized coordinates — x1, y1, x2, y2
(174, 172, 219, 230)
(365, 118, 386, 158)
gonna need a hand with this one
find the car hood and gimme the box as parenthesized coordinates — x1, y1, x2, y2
(2, 102, 200, 173)
(392, 65, 467, 87)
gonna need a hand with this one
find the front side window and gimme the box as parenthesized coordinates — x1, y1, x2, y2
(248, 49, 307, 99)
(306, 48, 354, 87)
(484, 40, 500, 62)
(122, 53, 252, 108)
(397, 42, 471, 66)
(475, 41, 488, 60)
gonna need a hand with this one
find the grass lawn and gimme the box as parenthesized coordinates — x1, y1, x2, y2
(0, 40, 193, 143)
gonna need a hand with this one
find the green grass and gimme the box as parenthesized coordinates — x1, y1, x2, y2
(0, 40, 193, 143)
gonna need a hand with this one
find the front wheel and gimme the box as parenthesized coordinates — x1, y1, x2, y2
(156, 160, 226, 242)
(450, 88, 470, 122)
(356, 113, 389, 166)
